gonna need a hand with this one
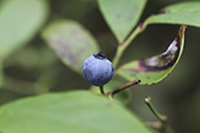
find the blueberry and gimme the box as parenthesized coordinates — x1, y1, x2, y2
(82, 52, 115, 86)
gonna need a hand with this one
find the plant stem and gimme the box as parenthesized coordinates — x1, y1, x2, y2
(99, 86, 105, 95)
(144, 96, 175, 133)
(108, 79, 141, 98)
(112, 23, 146, 68)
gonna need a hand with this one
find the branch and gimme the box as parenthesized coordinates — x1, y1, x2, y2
(144, 96, 175, 133)
(108, 79, 141, 98)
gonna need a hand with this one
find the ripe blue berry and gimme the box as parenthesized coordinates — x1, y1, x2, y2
(82, 52, 115, 86)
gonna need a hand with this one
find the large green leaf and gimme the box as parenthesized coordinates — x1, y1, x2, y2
(0, 0, 49, 61)
(41, 19, 100, 73)
(98, 0, 147, 43)
(0, 91, 155, 133)
(116, 25, 186, 85)
(144, 2, 200, 27)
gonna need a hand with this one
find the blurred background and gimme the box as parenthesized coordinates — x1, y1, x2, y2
(0, 0, 200, 133)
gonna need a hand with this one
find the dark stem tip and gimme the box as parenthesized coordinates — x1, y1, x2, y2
(136, 79, 141, 83)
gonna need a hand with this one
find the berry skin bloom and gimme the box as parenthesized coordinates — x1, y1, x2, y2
(82, 52, 115, 86)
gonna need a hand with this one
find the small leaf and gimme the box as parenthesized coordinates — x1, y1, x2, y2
(104, 80, 131, 104)
(144, 2, 200, 27)
(0, 0, 49, 61)
(98, 0, 147, 43)
(0, 91, 155, 133)
(91, 79, 131, 104)
(41, 19, 100, 73)
(116, 25, 186, 85)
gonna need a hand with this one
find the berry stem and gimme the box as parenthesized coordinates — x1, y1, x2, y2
(108, 79, 141, 97)
(99, 86, 105, 95)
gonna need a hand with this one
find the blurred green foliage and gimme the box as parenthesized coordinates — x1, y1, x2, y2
(0, 0, 200, 133)
(0, 91, 155, 133)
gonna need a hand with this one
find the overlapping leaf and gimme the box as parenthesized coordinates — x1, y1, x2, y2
(0, 91, 155, 133)
(98, 0, 147, 43)
(0, 0, 49, 61)
(41, 19, 100, 73)
(117, 25, 186, 85)
(144, 2, 200, 27)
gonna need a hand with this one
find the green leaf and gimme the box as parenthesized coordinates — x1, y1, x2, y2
(0, 0, 49, 61)
(98, 0, 147, 43)
(2, 76, 49, 95)
(0, 91, 155, 133)
(41, 19, 100, 73)
(0, 63, 3, 88)
(90, 79, 131, 104)
(0, 90, 22, 106)
(144, 2, 200, 27)
(104, 79, 131, 104)
(116, 25, 186, 85)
